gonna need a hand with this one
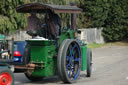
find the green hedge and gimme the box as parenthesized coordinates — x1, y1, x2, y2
(0, 0, 27, 33)
(79, 0, 128, 41)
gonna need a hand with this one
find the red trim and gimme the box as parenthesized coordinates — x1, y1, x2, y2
(0, 72, 12, 85)
(14, 51, 22, 56)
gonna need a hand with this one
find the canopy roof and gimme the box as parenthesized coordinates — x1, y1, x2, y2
(16, 3, 82, 14)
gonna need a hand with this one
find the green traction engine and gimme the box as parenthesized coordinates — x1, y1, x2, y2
(15, 3, 92, 84)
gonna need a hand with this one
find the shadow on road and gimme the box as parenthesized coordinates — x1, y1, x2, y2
(15, 73, 88, 85)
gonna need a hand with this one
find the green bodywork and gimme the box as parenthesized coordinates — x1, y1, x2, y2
(26, 28, 87, 77)
(26, 29, 75, 77)
(26, 40, 56, 77)
(81, 44, 87, 71)
(26, 29, 87, 77)
(58, 28, 74, 46)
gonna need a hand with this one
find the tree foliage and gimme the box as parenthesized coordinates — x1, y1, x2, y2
(1, 0, 127, 41)
(102, 0, 128, 41)
(79, 0, 128, 41)
(79, 0, 110, 28)
(0, 0, 27, 33)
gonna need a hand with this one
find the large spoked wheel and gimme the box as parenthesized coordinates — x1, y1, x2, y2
(86, 48, 92, 77)
(58, 39, 81, 83)
(25, 72, 43, 81)
(0, 68, 14, 85)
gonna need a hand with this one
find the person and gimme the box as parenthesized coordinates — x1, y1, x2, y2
(45, 12, 62, 40)
(26, 13, 42, 38)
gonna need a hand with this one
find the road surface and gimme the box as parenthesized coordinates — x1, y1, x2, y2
(15, 46, 128, 85)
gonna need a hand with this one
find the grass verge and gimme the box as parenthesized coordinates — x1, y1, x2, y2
(87, 41, 128, 48)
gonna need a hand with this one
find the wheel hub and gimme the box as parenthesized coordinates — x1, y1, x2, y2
(3, 78, 7, 83)
(0, 72, 12, 85)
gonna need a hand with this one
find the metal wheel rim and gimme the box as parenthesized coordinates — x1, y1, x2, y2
(65, 41, 81, 81)
(0, 72, 12, 85)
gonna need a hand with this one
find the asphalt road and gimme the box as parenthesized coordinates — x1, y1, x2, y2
(14, 46, 128, 85)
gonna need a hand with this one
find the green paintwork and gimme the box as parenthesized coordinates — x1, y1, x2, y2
(26, 40, 55, 46)
(81, 44, 87, 71)
(26, 29, 74, 77)
(58, 28, 74, 46)
(26, 40, 57, 77)
(26, 28, 88, 77)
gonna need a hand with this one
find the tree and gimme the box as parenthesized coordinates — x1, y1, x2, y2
(121, 0, 128, 36)
(79, 0, 128, 41)
(0, 0, 27, 34)
(78, 0, 110, 28)
(103, 0, 127, 41)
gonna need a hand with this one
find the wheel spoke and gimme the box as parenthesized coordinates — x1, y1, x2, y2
(72, 43, 77, 52)
(70, 57, 73, 64)
(72, 44, 77, 57)
(66, 56, 70, 61)
(69, 45, 72, 57)
(66, 63, 71, 69)
(72, 50, 76, 57)
(74, 69, 81, 80)
(68, 67, 73, 78)
(72, 70, 76, 77)
(74, 58, 80, 62)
